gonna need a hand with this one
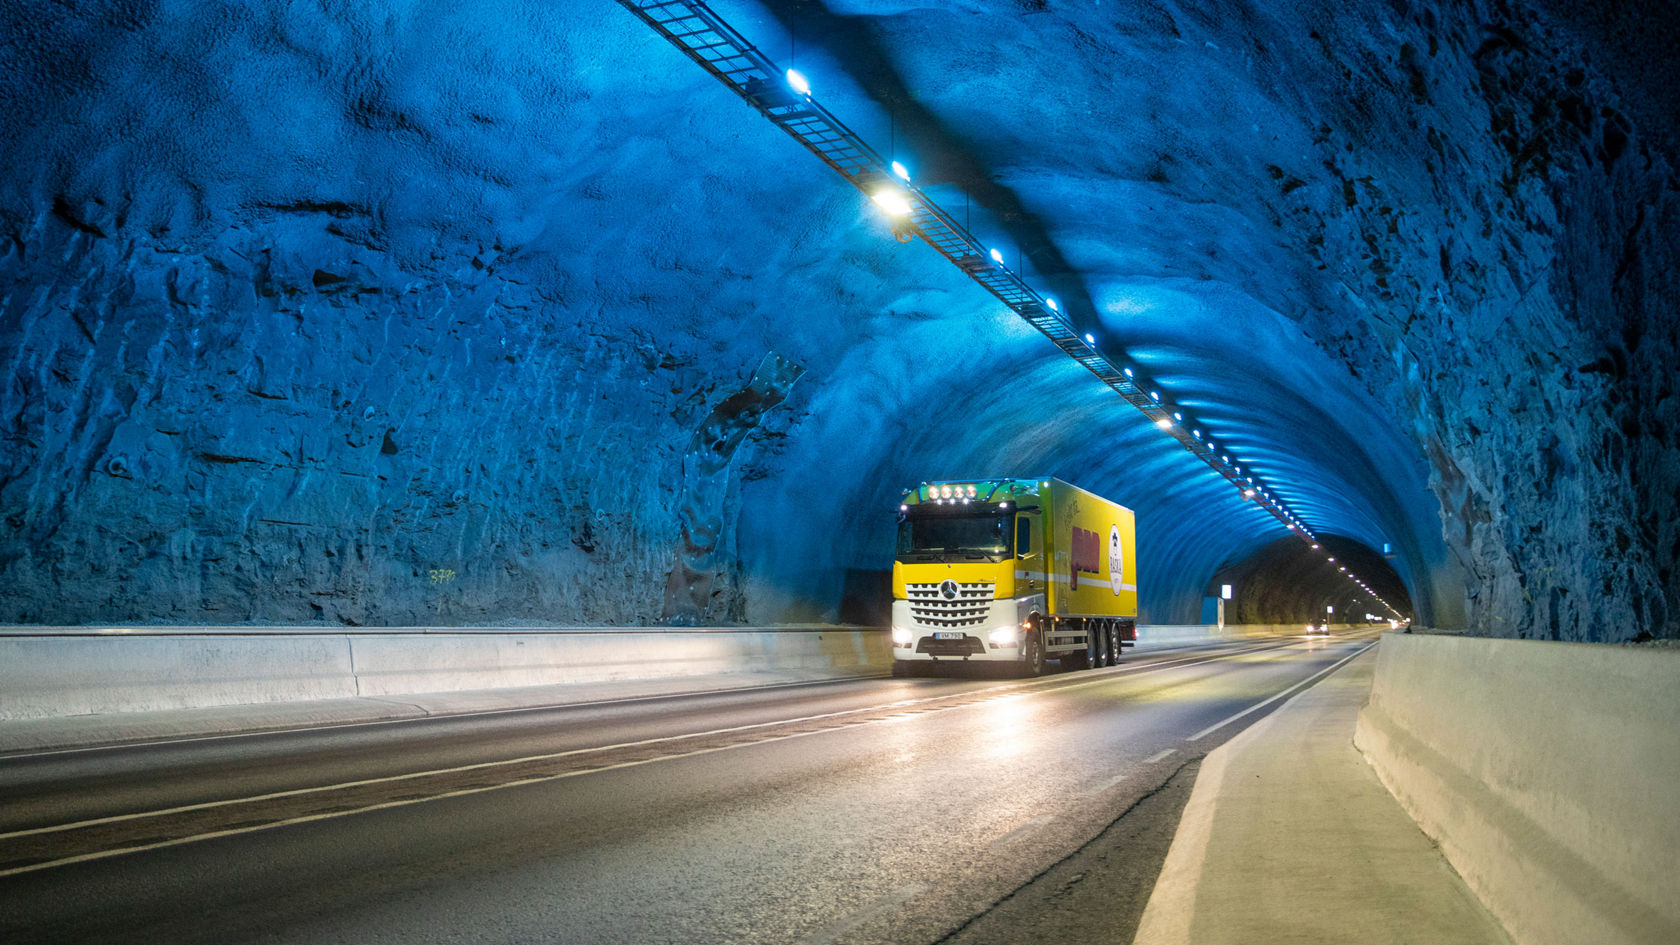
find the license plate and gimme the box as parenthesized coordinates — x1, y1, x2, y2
(934, 632, 965, 640)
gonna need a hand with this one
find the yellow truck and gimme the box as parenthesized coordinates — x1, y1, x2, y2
(890, 478, 1138, 676)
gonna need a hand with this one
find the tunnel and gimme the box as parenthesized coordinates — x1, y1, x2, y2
(1, 0, 1676, 643)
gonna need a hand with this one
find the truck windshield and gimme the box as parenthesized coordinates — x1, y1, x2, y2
(896, 512, 1011, 562)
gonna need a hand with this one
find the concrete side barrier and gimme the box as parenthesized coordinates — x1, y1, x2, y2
(1354, 633, 1680, 945)
(0, 628, 894, 720)
(348, 629, 891, 697)
(0, 621, 1321, 721)
(0, 635, 359, 718)
(1137, 623, 1357, 645)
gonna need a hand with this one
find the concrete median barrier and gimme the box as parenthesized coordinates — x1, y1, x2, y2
(346, 628, 893, 697)
(1136, 623, 1357, 645)
(0, 634, 359, 719)
(0, 626, 895, 721)
(1354, 633, 1680, 945)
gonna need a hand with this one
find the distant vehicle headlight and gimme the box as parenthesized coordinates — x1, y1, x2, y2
(892, 626, 914, 647)
(989, 626, 1019, 647)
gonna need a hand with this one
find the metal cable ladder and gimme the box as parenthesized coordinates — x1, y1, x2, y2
(616, 0, 1303, 534)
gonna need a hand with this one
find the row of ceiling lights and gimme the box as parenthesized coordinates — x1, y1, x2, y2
(803, 62, 1315, 537)
(626, 1, 1409, 622)
(1312, 542, 1403, 619)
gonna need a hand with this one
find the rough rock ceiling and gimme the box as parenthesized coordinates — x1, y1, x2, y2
(1, 0, 1675, 640)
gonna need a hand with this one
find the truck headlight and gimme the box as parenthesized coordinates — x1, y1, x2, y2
(892, 626, 913, 648)
(988, 626, 1019, 648)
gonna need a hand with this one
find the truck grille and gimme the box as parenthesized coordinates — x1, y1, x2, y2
(906, 581, 995, 627)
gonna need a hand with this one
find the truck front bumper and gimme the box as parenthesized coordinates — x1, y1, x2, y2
(890, 598, 1027, 662)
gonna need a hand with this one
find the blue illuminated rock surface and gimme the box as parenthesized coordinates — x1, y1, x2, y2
(1, 1, 1674, 640)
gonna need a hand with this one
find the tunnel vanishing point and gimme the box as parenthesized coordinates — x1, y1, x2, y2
(1, 0, 1675, 643)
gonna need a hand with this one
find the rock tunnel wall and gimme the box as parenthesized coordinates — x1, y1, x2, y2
(0, 1, 1675, 640)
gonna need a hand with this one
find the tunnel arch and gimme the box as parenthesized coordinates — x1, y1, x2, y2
(0, 0, 1673, 641)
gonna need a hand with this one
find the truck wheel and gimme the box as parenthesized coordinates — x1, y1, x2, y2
(1022, 631, 1046, 677)
(1107, 623, 1121, 664)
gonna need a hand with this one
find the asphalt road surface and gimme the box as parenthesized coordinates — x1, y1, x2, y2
(0, 632, 1377, 945)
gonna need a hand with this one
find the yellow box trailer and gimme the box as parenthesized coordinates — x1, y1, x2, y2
(889, 478, 1137, 676)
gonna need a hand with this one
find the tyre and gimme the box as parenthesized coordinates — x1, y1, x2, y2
(1023, 630, 1046, 677)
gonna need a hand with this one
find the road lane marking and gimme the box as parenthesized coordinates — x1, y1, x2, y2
(1141, 749, 1177, 765)
(799, 883, 927, 945)
(2, 633, 1369, 762)
(1085, 773, 1129, 797)
(0, 722, 879, 879)
(0, 636, 1361, 876)
(986, 816, 1054, 849)
(0, 638, 1308, 843)
(1187, 641, 1376, 741)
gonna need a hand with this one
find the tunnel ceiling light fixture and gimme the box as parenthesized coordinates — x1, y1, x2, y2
(1046, 298, 1058, 312)
(619, 0, 1319, 540)
(870, 188, 913, 216)
(1156, 418, 1173, 429)
(1084, 332, 1095, 345)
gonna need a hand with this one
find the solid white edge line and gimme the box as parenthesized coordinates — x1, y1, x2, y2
(1142, 748, 1177, 765)
(1186, 640, 1376, 741)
